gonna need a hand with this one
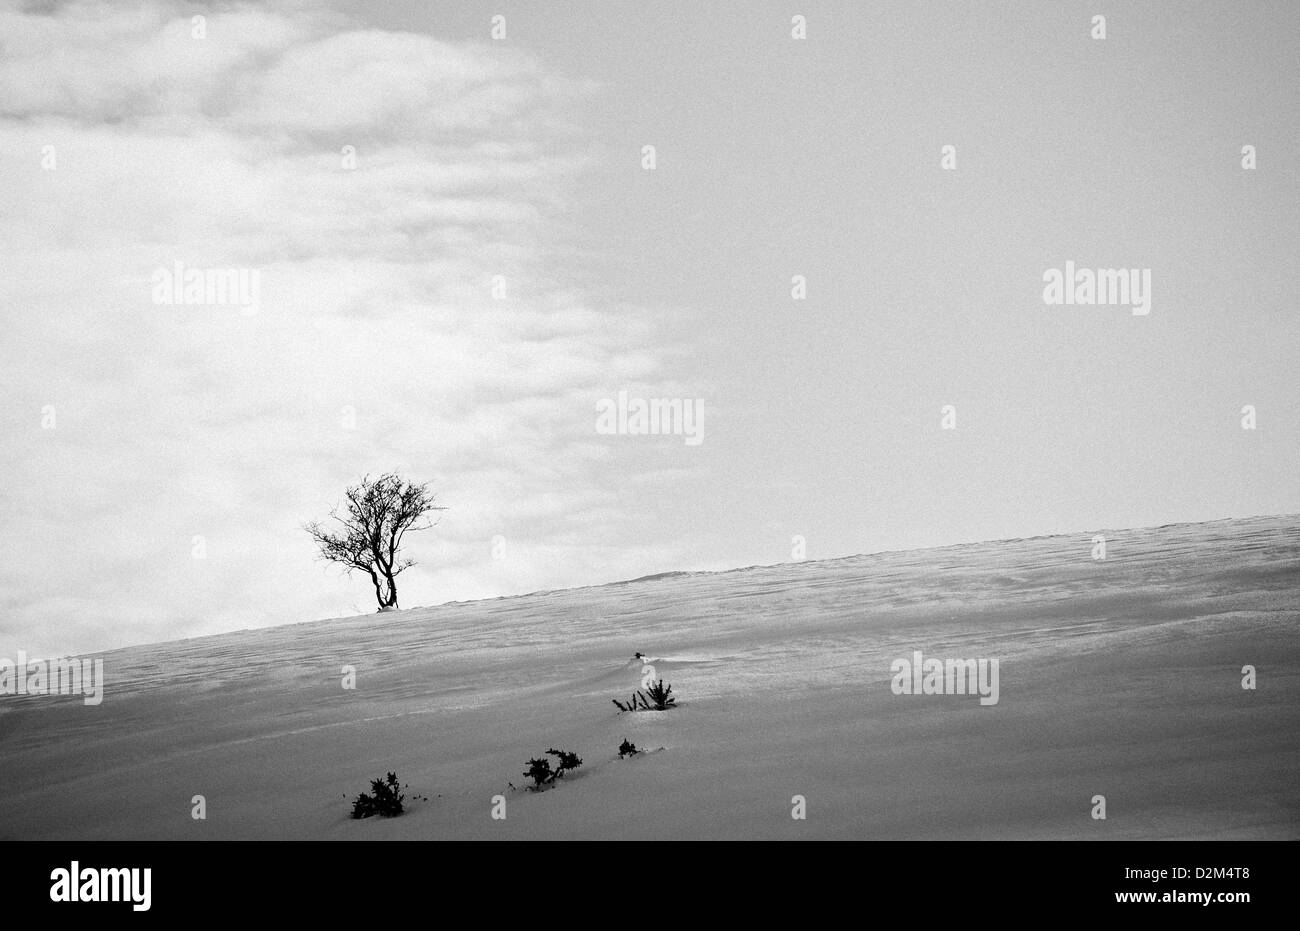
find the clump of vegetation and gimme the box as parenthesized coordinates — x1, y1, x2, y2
(522, 748, 584, 790)
(523, 757, 553, 788)
(643, 680, 675, 710)
(351, 772, 405, 819)
(612, 679, 677, 713)
(618, 738, 639, 758)
(549, 748, 582, 771)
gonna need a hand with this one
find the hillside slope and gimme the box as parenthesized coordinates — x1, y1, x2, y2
(2, 515, 1297, 839)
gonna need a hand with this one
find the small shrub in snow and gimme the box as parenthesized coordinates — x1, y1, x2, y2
(643, 680, 675, 710)
(522, 748, 583, 790)
(523, 757, 554, 788)
(548, 748, 582, 772)
(612, 679, 676, 713)
(351, 772, 405, 818)
(618, 738, 638, 758)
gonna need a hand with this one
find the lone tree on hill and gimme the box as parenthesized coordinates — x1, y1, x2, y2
(305, 473, 445, 612)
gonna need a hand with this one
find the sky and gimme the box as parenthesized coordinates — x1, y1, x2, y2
(1, 0, 1297, 658)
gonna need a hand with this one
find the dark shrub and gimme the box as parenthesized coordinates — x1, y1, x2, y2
(524, 757, 554, 788)
(612, 679, 676, 713)
(351, 772, 405, 818)
(643, 680, 674, 710)
(523, 748, 583, 790)
(548, 748, 582, 773)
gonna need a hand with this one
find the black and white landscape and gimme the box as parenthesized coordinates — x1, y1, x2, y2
(1, 1, 1297, 845)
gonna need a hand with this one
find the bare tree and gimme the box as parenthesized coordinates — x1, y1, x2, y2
(305, 473, 445, 612)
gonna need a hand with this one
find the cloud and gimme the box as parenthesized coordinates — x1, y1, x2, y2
(0, 0, 698, 657)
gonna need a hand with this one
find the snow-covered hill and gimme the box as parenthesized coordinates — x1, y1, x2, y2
(2, 515, 1297, 839)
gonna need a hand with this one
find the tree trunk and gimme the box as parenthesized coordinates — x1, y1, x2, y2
(367, 568, 397, 612)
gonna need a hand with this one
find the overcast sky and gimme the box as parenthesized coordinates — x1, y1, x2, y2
(2, 0, 1297, 658)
